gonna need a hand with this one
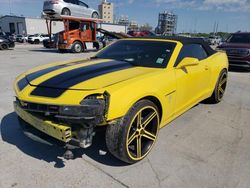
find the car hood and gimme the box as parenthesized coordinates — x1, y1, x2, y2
(219, 43, 250, 49)
(25, 58, 159, 91)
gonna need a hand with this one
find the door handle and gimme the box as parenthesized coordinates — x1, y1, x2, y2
(205, 65, 209, 70)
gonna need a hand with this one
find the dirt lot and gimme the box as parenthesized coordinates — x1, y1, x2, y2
(0, 44, 250, 188)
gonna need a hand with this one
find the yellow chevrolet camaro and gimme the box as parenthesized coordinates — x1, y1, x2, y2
(14, 37, 228, 163)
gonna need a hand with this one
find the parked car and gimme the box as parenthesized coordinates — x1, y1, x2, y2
(14, 37, 228, 163)
(208, 36, 222, 45)
(0, 32, 16, 41)
(16, 34, 26, 43)
(43, 0, 99, 18)
(217, 32, 250, 69)
(28, 34, 51, 44)
(127, 30, 156, 37)
(0, 37, 15, 50)
(43, 33, 59, 48)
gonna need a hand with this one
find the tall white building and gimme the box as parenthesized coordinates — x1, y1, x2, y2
(98, 0, 114, 23)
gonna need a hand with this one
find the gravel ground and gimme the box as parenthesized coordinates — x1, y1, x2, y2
(0, 44, 250, 188)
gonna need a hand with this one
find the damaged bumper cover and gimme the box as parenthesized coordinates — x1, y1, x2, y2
(14, 93, 110, 148)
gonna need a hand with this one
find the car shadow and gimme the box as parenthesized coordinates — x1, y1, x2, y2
(29, 48, 61, 53)
(0, 112, 127, 168)
(29, 48, 98, 53)
(229, 67, 250, 73)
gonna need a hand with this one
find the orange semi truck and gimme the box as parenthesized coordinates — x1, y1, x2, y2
(45, 15, 128, 53)
(57, 16, 101, 53)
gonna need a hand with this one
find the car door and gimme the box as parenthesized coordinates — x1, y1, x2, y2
(174, 44, 210, 115)
(80, 22, 92, 41)
(66, 0, 80, 16)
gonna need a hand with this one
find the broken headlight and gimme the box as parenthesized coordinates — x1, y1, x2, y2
(59, 94, 108, 119)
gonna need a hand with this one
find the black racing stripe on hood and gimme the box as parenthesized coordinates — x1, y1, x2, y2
(30, 60, 133, 98)
(26, 60, 89, 83)
(17, 60, 88, 91)
(17, 77, 29, 91)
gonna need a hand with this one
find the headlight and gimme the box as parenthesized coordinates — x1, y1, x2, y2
(0, 39, 4, 42)
(59, 93, 109, 118)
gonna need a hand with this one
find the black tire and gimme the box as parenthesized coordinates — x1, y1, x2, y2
(0, 43, 9, 50)
(206, 70, 228, 104)
(71, 41, 83, 53)
(91, 12, 99, 19)
(34, 39, 40, 44)
(106, 100, 160, 164)
(61, 8, 71, 16)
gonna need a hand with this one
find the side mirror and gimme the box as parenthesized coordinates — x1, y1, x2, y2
(176, 57, 199, 69)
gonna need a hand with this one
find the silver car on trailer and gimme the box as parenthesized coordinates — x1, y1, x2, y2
(43, 0, 99, 18)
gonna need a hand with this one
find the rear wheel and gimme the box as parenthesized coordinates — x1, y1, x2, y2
(206, 70, 228, 104)
(72, 41, 83, 53)
(61, 8, 71, 16)
(106, 100, 160, 164)
(91, 12, 99, 19)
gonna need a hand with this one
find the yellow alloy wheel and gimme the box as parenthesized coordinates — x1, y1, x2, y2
(126, 106, 159, 161)
(106, 100, 160, 164)
(205, 70, 228, 104)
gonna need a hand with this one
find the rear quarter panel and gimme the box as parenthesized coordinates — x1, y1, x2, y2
(207, 51, 229, 94)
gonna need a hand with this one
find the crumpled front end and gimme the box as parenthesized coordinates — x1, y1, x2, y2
(14, 91, 110, 148)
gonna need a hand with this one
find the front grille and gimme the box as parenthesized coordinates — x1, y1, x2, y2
(16, 98, 59, 114)
(226, 48, 250, 57)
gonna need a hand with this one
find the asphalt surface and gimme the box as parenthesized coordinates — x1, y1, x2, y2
(0, 44, 250, 188)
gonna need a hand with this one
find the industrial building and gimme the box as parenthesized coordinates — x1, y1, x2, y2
(0, 15, 64, 35)
(155, 11, 177, 35)
(98, 0, 114, 23)
(0, 15, 126, 36)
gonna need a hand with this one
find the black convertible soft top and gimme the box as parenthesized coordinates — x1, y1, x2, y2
(134, 36, 217, 56)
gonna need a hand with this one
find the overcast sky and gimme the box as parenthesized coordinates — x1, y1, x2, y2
(0, 0, 250, 33)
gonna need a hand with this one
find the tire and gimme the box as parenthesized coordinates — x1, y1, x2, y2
(91, 12, 99, 19)
(106, 100, 160, 164)
(0, 43, 9, 50)
(206, 70, 228, 104)
(61, 8, 71, 16)
(72, 41, 83, 53)
(34, 39, 40, 44)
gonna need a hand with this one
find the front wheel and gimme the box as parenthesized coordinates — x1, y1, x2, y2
(206, 70, 228, 104)
(106, 100, 160, 164)
(0, 43, 9, 50)
(72, 41, 83, 53)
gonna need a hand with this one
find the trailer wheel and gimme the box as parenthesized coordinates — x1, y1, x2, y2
(72, 41, 83, 53)
(62, 8, 71, 16)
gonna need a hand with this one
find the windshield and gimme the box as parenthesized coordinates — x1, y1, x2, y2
(227, 34, 250, 43)
(95, 40, 176, 68)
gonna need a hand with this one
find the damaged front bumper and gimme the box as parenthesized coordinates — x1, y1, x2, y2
(14, 93, 109, 148)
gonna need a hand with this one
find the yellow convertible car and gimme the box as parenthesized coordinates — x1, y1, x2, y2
(14, 37, 228, 163)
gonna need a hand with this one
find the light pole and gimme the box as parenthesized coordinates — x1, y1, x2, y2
(9, 0, 12, 15)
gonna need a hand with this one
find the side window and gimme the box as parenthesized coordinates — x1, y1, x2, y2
(175, 44, 208, 66)
(78, 1, 88, 7)
(64, 0, 73, 3)
(81, 22, 90, 31)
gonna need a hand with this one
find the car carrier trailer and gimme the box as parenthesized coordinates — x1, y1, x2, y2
(43, 14, 128, 53)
